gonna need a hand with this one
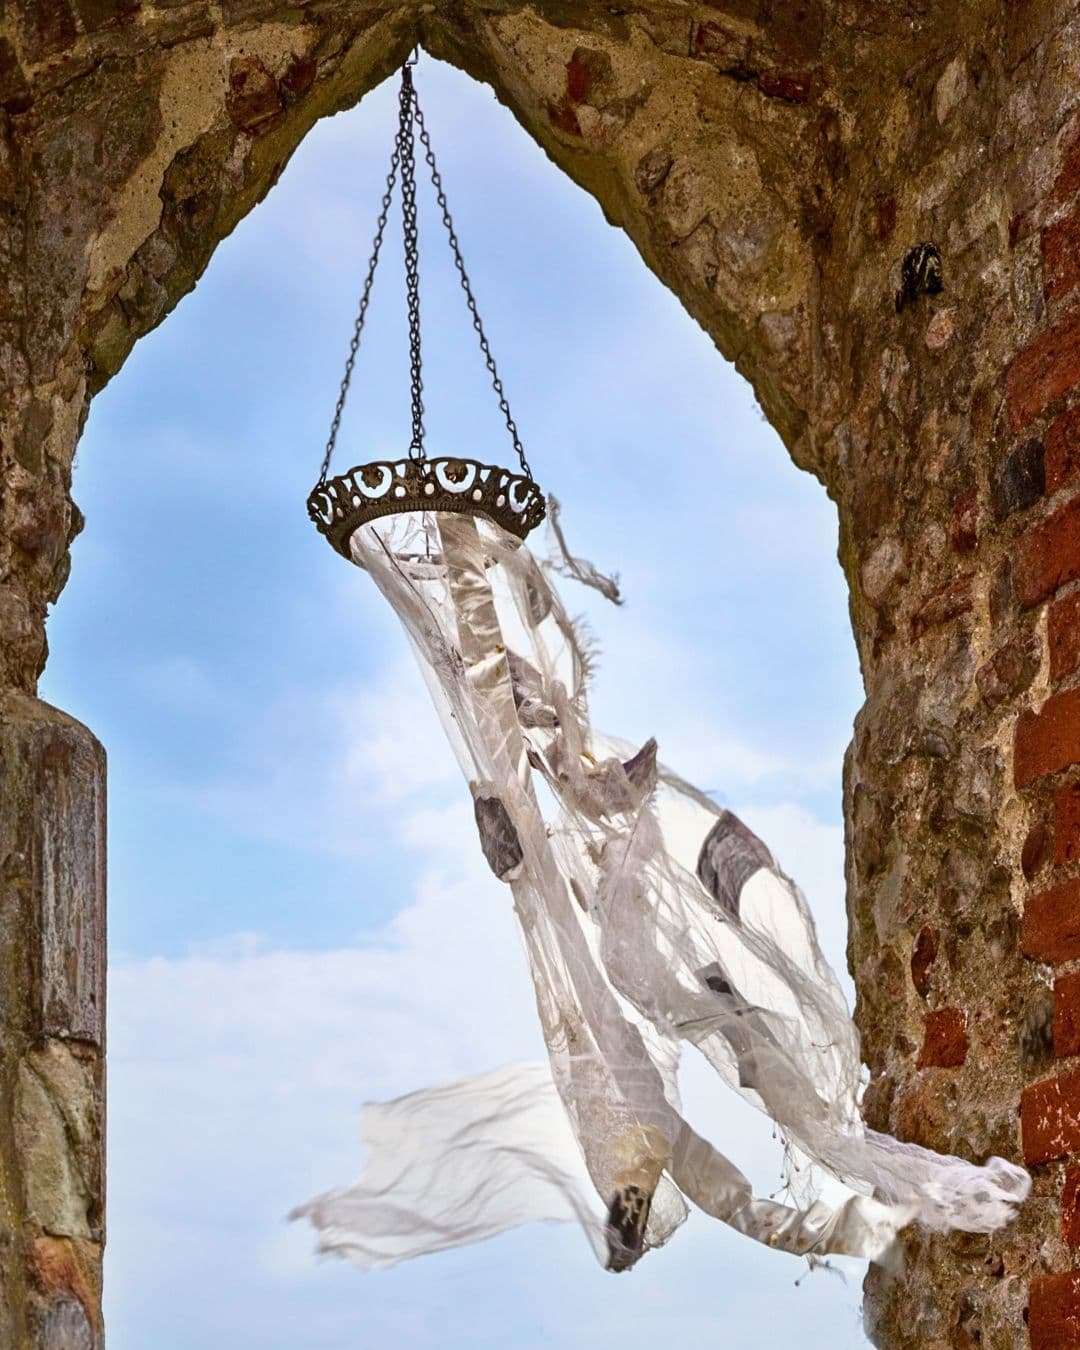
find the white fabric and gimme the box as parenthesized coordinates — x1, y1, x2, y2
(295, 506, 1029, 1274)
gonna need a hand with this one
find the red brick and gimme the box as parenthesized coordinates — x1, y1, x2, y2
(1045, 209, 1080, 302)
(1047, 406, 1080, 493)
(1023, 877, 1080, 964)
(1064, 1168, 1080, 1244)
(1007, 307, 1080, 431)
(1015, 687, 1080, 787)
(1050, 592, 1080, 682)
(1057, 974, 1080, 1058)
(756, 69, 813, 104)
(917, 1007, 968, 1068)
(1017, 495, 1080, 607)
(547, 99, 581, 137)
(1022, 1070, 1080, 1163)
(1058, 782, 1080, 865)
(280, 54, 316, 98)
(1030, 1272, 1080, 1347)
(565, 47, 612, 106)
(1056, 115, 1080, 207)
(226, 56, 284, 136)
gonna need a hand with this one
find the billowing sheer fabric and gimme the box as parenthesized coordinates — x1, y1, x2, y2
(294, 505, 1029, 1273)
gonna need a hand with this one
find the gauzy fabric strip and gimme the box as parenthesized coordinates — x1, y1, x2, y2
(294, 509, 1029, 1276)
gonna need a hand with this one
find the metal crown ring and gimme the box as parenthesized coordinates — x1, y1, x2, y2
(309, 456, 547, 557)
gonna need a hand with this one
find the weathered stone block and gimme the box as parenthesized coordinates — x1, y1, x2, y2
(975, 636, 1039, 709)
(0, 695, 106, 1042)
(992, 438, 1046, 520)
(1023, 821, 1053, 879)
(29, 1296, 94, 1350)
(910, 924, 938, 998)
(15, 1041, 101, 1239)
(910, 573, 974, 638)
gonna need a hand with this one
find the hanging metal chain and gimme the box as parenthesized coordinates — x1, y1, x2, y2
(318, 142, 401, 486)
(412, 96, 532, 481)
(399, 63, 426, 460)
(319, 55, 533, 484)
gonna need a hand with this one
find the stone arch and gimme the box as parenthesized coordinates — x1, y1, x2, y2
(4, 2, 1080, 1346)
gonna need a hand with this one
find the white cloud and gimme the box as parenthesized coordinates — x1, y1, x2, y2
(151, 656, 459, 858)
(106, 770, 867, 1348)
(739, 802, 851, 1002)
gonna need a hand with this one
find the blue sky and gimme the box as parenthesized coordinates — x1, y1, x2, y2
(41, 56, 870, 1350)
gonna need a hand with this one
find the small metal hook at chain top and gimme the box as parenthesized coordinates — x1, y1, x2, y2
(318, 53, 533, 485)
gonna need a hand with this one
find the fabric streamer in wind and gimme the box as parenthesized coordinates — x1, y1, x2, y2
(294, 501, 1029, 1274)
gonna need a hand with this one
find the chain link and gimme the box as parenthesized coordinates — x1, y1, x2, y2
(318, 144, 400, 485)
(399, 64, 426, 459)
(319, 55, 532, 483)
(412, 99, 532, 481)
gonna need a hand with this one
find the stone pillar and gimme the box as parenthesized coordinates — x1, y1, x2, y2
(0, 694, 106, 1347)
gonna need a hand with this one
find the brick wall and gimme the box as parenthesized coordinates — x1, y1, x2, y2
(1011, 106, 1080, 1345)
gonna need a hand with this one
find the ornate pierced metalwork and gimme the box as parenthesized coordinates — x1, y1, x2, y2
(311, 55, 545, 553)
(309, 456, 546, 556)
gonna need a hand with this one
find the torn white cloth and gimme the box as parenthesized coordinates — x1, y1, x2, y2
(294, 503, 1029, 1274)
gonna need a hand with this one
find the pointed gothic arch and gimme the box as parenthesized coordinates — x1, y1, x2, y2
(3, 2, 1078, 1345)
